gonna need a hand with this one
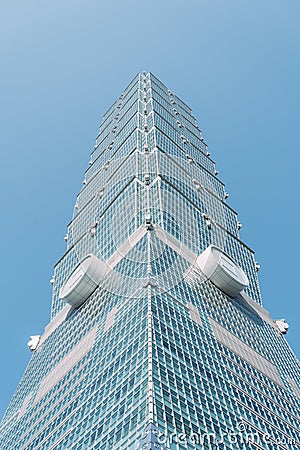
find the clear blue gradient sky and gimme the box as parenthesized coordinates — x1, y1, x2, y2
(0, 1, 299, 418)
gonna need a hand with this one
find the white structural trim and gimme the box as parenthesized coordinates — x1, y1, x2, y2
(59, 254, 108, 308)
(197, 245, 249, 298)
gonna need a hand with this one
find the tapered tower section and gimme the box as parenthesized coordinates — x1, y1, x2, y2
(0, 73, 299, 450)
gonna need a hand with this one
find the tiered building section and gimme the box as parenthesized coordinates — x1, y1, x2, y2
(0, 73, 299, 450)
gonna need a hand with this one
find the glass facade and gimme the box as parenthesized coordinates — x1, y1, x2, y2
(0, 72, 299, 449)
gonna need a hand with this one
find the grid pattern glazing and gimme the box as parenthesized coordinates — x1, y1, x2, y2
(1, 72, 299, 450)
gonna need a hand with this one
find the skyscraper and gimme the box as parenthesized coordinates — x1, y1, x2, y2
(0, 72, 299, 449)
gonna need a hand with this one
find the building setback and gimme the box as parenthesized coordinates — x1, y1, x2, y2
(0, 73, 299, 450)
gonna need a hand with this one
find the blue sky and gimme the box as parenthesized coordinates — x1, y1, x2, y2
(0, 0, 299, 418)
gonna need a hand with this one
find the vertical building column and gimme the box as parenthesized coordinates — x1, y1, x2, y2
(143, 71, 155, 425)
(146, 222, 155, 423)
(147, 283, 154, 424)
